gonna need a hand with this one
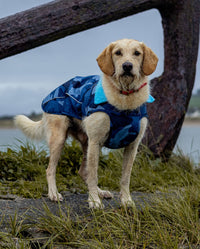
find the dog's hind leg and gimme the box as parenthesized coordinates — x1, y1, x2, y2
(68, 120, 88, 182)
(78, 141, 88, 182)
(46, 115, 69, 202)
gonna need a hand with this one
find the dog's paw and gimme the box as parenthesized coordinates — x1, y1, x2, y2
(97, 187, 113, 199)
(89, 200, 104, 209)
(48, 192, 64, 202)
(88, 195, 104, 209)
(120, 194, 136, 208)
(121, 199, 136, 208)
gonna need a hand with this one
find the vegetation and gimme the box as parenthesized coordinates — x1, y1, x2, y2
(0, 141, 200, 248)
(189, 95, 200, 109)
(188, 94, 200, 115)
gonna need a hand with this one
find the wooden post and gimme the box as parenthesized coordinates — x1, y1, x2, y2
(144, 0, 199, 157)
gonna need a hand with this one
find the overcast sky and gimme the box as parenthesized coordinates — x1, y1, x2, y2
(0, 0, 199, 116)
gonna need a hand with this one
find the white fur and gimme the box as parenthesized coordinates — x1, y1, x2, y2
(14, 115, 45, 140)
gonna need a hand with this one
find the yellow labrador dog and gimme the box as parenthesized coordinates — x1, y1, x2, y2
(15, 39, 158, 209)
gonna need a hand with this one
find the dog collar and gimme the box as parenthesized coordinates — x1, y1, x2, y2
(94, 78, 155, 104)
(120, 82, 147, 95)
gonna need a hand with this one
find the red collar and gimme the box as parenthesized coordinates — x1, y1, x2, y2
(120, 82, 147, 95)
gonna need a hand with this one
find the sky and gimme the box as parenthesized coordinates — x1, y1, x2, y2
(0, 0, 199, 117)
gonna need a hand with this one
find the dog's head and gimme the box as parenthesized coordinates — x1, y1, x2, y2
(96, 39, 158, 91)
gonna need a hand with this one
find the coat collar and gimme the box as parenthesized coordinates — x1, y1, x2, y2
(94, 78, 155, 105)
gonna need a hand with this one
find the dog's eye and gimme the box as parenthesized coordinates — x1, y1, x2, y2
(134, 51, 141, 56)
(115, 50, 122, 56)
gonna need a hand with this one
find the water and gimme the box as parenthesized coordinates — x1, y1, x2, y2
(175, 124, 200, 164)
(0, 128, 47, 152)
(0, 125, 200, 164)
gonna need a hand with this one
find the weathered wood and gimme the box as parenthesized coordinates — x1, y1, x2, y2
(0, 0, 199, 157)
(144, 0, 200, 157)
(0, 0, 161, 59)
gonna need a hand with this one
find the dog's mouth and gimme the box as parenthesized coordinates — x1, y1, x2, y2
(118, 73, 135, 91)
(121, 71, 134, 77)
(120, 73, 135, 82)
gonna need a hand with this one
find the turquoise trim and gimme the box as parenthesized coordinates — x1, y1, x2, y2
(146, 94, 155, 103)
(94, 78, 107, 104)
(94, 78, 155, 104)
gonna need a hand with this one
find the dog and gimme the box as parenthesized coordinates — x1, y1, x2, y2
(15, 39, 158, 209)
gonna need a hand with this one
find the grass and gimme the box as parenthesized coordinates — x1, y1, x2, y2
(1, 141, 199, 197)
(1, 188, 200, 248)
(0, 140, 200, 248)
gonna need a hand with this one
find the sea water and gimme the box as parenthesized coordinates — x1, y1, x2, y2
(0, 124, 200, 164)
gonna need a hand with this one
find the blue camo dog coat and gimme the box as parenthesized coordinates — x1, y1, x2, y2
(42, 75, 154, 149)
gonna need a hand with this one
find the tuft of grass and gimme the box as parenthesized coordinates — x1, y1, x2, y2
(0, 141, 48, 182)
(0, 212, 32, 249)
(33, 203, 83, 244)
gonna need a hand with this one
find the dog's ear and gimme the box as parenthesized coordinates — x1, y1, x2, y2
(96, 43, 115, 76)
(142, 43, 158, 75)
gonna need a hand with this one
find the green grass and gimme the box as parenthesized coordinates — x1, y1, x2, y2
(0, 141, 200, 248)
(35, 197, 197, 248)
(1, 187, 200, 248)
(1, 141, 199, 197)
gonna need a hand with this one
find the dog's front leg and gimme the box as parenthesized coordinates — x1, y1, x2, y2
(120, 117, 147, 207)
(120, 143, 137, 207)
(83, 112, 110, 209)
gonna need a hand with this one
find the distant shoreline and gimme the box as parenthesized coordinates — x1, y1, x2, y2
(0, 114, 42, 129)
(0, 117, 199, 129)
(183, 118, 200, 126)
(0, 119, 15, 129)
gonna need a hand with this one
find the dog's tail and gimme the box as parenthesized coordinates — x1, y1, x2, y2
(14, 115, 45, 140)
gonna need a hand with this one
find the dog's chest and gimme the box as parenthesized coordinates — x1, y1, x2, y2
(102, 105, 147, 149)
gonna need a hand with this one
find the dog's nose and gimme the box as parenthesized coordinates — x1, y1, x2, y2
(122, 62, 133, 72)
